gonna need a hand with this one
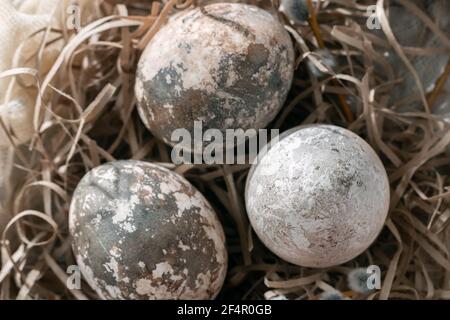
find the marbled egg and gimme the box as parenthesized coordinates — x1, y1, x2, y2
(69, 160, 227, 299)
(245, 124, 390, 268)
(135, 3, 295, 151)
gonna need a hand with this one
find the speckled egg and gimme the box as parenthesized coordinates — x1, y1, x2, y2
(245, 124, 390, 268)
(135, 3, 295, 150)
(69, 160, 227, 299)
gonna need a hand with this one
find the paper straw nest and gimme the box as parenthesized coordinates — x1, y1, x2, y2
(0, 0, 449, 300)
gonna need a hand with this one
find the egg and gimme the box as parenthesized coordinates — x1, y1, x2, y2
(245, 124, 390, 268)
(69, 160, 227, 299)
(135, 3, 295, 151)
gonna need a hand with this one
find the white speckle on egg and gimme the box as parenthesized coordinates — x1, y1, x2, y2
(135, 279, 154, 296)
(178, 240, 190, 251)
(112, 199, 137, 233)
(104, 256, 120, 282)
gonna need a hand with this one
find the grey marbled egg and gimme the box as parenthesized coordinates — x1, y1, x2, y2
(135, 3, 295, 151)
(69, 160, 227, 299)
(245, 124, 390, 268)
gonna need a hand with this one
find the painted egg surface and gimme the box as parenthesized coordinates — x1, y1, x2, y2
(135, 3, 295, 150)
(69, 160, 227, 299)
(245, 125, 390, 268)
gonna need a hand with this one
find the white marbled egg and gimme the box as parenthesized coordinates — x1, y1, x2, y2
(135, 3, 294, 151)
(245, 124, 390, 268)
(69, 160, 227, 299)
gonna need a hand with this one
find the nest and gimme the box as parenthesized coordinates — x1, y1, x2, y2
(0, 0, 449, 300)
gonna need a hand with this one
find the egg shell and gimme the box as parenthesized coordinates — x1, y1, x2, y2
(135, 3, 295, 150)
(69, 160, 227, 299)
(245, 124, 390, 268)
